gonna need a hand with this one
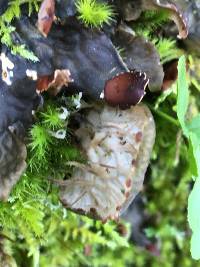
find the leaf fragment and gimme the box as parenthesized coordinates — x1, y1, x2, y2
(177, 55, 189, 136)
(188, 178, 200, 260)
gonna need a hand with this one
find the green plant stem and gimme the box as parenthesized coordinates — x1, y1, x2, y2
(33, 248, 40, 267)
(148, 104, 180, 127)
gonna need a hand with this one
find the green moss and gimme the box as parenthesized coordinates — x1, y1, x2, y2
(0, 0, 40, 61)
(29, 124, 52, 162)
(41, 106, 65, 130)
(76, 0, 114, 27)
(155, 38, 182, 64)
(133, 10, 169, 37)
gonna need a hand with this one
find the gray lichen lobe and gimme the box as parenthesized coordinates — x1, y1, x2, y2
(60, 103, 156, 221)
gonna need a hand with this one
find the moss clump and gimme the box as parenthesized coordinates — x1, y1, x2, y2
(76, 0, 114, 27)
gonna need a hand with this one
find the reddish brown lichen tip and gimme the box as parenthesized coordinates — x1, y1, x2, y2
(104, 70, 149, 109)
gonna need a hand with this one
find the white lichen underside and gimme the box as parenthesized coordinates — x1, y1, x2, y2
(60, 104, 156, 221)
(0, 53, 14, 86)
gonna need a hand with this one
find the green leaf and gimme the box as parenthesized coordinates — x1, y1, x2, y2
(177, 55, 189, 136)
(187, 115, 200, 139)
(189, 132, 200, 177)
(177, 56, 200, 259)
(188, 137, 198, 177)
(191, 230, 200, 260)
(188, 178, 200, 232)
(188, 178, 200, 259)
